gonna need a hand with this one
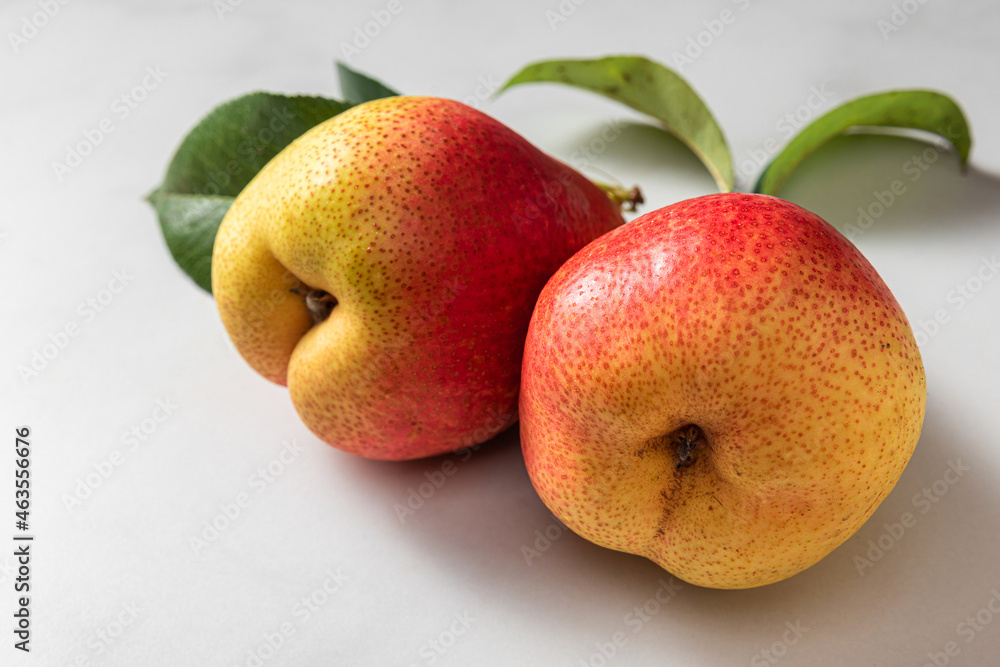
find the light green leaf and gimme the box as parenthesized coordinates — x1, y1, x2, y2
(500, 55, 733, 192)
(337, 61, 400, 104)
(148, 92, 352, 292)
(755, 90, 972, 195)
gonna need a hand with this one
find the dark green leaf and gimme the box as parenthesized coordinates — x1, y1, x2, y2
(337, 62, 400, 104)
(500, 56, 733, 192)
(755, 90, 972, 195)
(148, 92, 352, 292)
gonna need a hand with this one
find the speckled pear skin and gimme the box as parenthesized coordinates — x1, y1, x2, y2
(212, 96, 625, 460)
(519, 193, 926, 589)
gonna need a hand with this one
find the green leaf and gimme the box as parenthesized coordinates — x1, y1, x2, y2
(148, 92, 352, 292)
(755, 90, 972, 195)
(148, 194, 233, 292)
(336, 62, 400, 104)
(500, 55, 733, 192)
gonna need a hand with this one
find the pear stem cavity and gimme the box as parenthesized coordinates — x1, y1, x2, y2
(291, 287, 338, 325)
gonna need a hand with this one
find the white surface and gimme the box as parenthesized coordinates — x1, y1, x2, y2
(3, 0, 1000, 665)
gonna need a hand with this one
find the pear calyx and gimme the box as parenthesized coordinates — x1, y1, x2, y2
(290, 287, 338, 326)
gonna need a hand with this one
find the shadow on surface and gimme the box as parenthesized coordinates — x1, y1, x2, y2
(773, 134, 1000, 240)
(332, 394, 999, 665)
(560, 120, 720, 201)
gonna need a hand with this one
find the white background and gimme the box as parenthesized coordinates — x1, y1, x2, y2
(3, 0, 1000, 665)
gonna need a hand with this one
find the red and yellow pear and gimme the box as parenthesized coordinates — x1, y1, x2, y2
(212, 96, 626, 460)
(520, 193, 926, 588)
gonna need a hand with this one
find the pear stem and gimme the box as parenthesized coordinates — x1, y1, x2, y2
(596, 182, 644, 212)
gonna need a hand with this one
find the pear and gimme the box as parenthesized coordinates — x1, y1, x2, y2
(212, 96, 626, 460)
(520, 193, 926, 588)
